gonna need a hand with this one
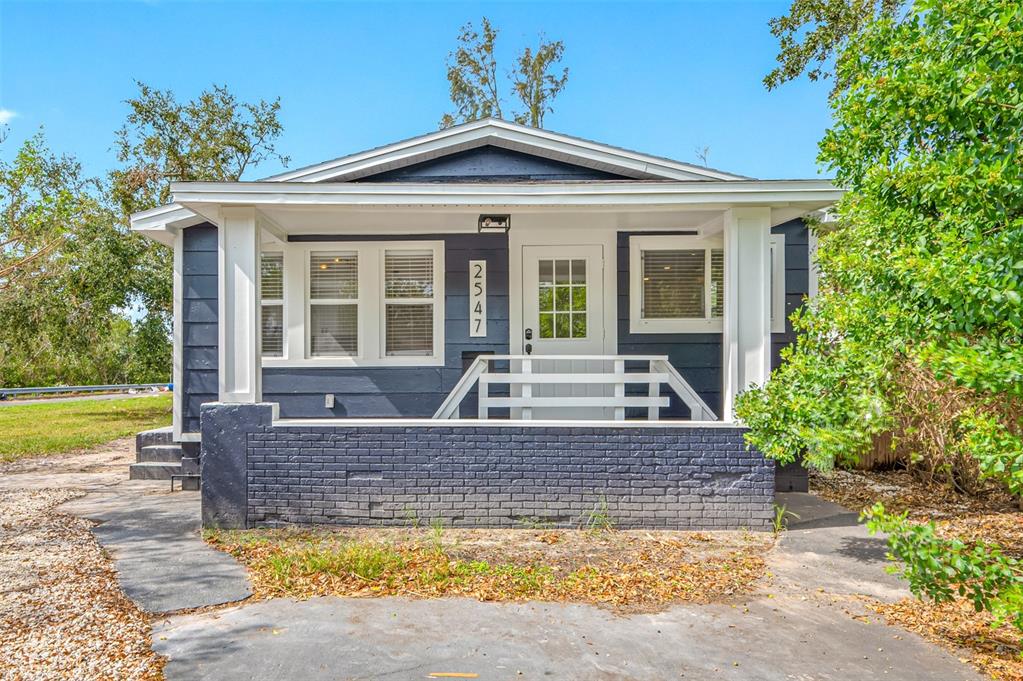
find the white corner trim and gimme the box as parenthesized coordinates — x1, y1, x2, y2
(172, 231, 184, 442)
(261, 118, 748, 184)
(808, 227, 820, 299)
(769, 233, 786, 334)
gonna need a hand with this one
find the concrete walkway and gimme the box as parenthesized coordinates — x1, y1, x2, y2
(7, 446, 978, 681)
(144, 493, 982, 681)
(0, 440, 251, 614)
(63, 491, 251, 613)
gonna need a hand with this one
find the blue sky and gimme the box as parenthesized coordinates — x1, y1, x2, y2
(0, 1, 833, 181)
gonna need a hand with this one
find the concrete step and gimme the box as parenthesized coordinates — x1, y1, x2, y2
(129, 461, 182, 481)
(136, 426, 174, 452)
(137, 444, 184, 463)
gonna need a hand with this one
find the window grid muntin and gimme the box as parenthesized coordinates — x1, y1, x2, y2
(538, 257, 587, 339)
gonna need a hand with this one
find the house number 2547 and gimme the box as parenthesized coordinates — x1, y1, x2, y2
(469, 260, 487, 338)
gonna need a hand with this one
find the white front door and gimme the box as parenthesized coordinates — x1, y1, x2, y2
(521, 244, 608, 418)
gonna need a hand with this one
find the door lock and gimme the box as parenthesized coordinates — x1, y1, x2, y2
(524, 328, 533, 340)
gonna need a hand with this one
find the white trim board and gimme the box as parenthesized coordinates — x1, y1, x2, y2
(273, 417, 739, 429)
(172, 231, 184, 442)
(263, 118, 748, 183)
(172, 179, 842, 210)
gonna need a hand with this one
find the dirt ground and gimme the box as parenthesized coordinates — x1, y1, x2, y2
(812, 467, 1023, 681)
(0, 440, 164, 680)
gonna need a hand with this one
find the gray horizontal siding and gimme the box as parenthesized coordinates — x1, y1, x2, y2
(181, 223, 219, 433)
(771, 218, 810, 369)
(352, 145, 630, 183)
(263, 233, 510, 418)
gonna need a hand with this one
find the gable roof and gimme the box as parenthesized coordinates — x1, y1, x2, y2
(263, 118, 749, 183)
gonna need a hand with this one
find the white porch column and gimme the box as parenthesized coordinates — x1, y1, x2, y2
(722, 207, 772, 420)
(218, 207, 262, 403)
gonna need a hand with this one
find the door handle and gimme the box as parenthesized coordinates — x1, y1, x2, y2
(525, 343, 533, 355)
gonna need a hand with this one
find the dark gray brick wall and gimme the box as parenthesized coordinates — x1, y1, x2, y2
(196, 404, 774, 530)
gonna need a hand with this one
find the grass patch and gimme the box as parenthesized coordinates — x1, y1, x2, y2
(205, 526, 772, 610)
(0, 395, 172, 462)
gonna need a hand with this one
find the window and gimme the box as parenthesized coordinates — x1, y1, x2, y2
(629, 235, 723, 333)
(309, 252, 359, 357)
(260, 252, 284, 357)
(384, 249, 436, 356)
(538, 258, 587, 339)
(286, 241, 445, 366)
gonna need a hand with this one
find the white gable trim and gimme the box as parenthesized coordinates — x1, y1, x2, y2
(173, 179, 840, 211)
(263, 118, 748, 184)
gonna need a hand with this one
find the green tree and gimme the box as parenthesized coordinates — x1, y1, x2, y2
(0, 82, 289, 388)
(740, 0, 1023, 634)
(109, 82, 290, 380)
(0, 132, 142, 386)
(763, 0, 904, 91)
(111, 82, 289, 216)
(511, 38, 568, 128)
(440, 18, 569, 129)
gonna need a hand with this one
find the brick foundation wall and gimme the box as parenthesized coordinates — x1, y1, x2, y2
(200, 403, 775, 530)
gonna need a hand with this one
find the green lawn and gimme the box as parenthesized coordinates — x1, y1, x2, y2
(0, 394, 173, 462)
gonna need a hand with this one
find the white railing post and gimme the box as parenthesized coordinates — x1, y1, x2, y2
(613, 359, 626, 421)
(521, 357, 533, 421)
(647, 358, 660, 421)
(477, 359, 489, 420)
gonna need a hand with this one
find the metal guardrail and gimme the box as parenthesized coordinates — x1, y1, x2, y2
(0, 383, 171, 400)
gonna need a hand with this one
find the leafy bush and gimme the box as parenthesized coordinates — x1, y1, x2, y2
(741, 0, 1023, 635)
(864, 504, 1023, 635)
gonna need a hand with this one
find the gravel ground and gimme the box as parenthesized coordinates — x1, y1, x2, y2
(0, 442, 165, 680)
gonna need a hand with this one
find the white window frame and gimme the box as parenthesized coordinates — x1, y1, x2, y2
(629, 234, 724, 334)
(263, 240, 445, 368)
(769, 234, 786, 334)
(260, 250, 286, 358)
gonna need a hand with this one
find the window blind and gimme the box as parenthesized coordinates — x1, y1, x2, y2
(385, 251, 434, 298)
(385, 250, 434, 356)
(642, 249, 706, 319)
(710, 249, 724, 319)
(310, 253, 358, 300)
(260, 253, 284, 357)
(260, 304, 284, 357)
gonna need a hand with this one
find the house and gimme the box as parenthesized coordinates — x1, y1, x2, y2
(131, 118, 840, 530)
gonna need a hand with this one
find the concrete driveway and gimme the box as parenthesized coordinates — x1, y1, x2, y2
(45, 459, 982, 681)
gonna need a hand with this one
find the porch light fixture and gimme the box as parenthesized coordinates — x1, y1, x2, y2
(478, 214, 511, 233)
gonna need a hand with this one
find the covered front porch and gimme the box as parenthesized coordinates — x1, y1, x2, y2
(135, 178, 839, 436)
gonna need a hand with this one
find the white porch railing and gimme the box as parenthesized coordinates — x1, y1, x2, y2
(433, 355, 717, 421)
